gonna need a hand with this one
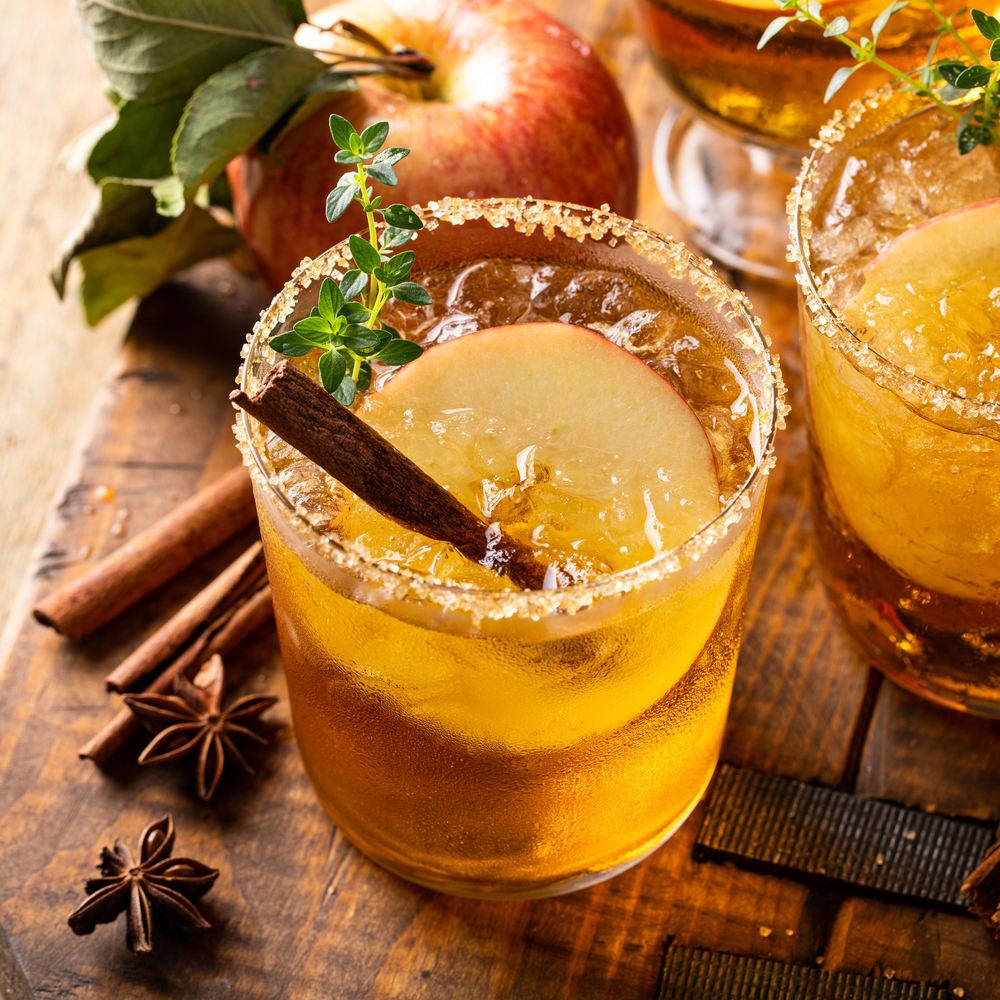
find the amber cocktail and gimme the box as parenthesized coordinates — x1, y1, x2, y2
(237, 198, 784, 897)
(792, 87, 1000, 713)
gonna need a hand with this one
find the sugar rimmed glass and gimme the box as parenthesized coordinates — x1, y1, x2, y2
(236, 197, 785, 898)
(790, 85, 1000, 714)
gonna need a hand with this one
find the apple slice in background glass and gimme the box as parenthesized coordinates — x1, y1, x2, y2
(228, 0, 639, 289)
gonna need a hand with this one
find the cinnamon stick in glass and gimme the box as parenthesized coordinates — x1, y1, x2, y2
(230, 360, 548, 590)
(33, 464, 257, 640)
(104, 542, 265, 693)
(79, 584, 274, 766)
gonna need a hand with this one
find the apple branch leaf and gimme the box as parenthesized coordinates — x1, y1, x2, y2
(72, 0, 299, 102)
(74, 204, 242, 325)
(87, 98, 188, 183)
(173, 46, 330, 196)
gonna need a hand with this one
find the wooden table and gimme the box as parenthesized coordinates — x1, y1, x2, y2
(2, 2, 998, 997)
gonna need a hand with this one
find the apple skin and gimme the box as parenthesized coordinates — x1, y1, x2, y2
(227, 0, 639, 289)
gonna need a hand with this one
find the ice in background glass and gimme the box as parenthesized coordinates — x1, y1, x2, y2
(630, 0, 981, 279)
(791, 86, 1000, 714)
(237, 198, 784, 898)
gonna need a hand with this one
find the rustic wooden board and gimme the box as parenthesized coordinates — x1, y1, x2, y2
(1, 1, 998, 997)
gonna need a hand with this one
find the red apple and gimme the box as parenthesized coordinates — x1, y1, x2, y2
(227, 0, 639, 289)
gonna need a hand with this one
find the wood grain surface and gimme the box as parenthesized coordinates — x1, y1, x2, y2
(1, 1, 998, 998)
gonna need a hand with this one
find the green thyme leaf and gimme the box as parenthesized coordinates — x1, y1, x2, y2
(342, 325, 382, 350)
(318, 276, 345, 318)
(269, 331, 314, 357)
(955, 64, 993, 88)
(349, 234, 381, 273)
(329, 113, 359, 150)
(825, 64, 861, 101)
(340, 269, 368, 302)
(824, 16, 850, 36)
(373, 147, 410, 166)
(380, 204, 423, 230)
(326, 183, 359, 223)
(319, 349, 348, 393)
(381, 226, 414, 248)
(360, 121, 389, 154)
(366, 162, 398, 185)
(376, 339, 423, 365)
(339, 301, 372, 323)
(333, 374, 357, 406)
(937, 62, 969, 86)
(972, 8, 1000, 40)
(872, 2, 910, 44)
(377, 321, 401, 339)
(335, 149, 364, 164)
(758, 15, 794, 48)
(292, 316, 334, 337)
(390, 281, 433, 305)
(355, 362, 373, 394)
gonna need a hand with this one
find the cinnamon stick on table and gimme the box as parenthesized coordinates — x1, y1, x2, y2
(33, 464, 257, 640)
(104, 542, 266, 693)
(230, 360, 548, 590)
(79, 584, 274, 766)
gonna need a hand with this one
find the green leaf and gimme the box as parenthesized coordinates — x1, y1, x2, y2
(938, 62, 970, 87)
(326, 182, 359, 223)
(269, 331, 314, 356)
(151, 175, 186, 218)
(292, 315, 334, 337)
(359, 121, 389, 154)
(51, 179, 169, 297)
(872, 2, 910, 44)
(381, 226, 414, 249)
(329, 113, 358, 150)
(319, 349, 348, 393)
(373, 147, 410, 166)
(366, 162, 398, 186)
(991, 37, 1000, 60)
(825, 64, 861, 101)
(377, 321, 401, 339)
(341, 325, 382, 350)
(972, 8, 1000, 40)
(75, 203, 241, 325)
(71, 0, 296, 102)
(173, 46, 329, 195)
(318, 276, 345, 319)
(390, 281, 432, 305)
(349, 234, 381, 274)
(332, 374, 356, 406)
(824, 16, 850, 36)
(340, 269, 368, 302)
(380, 204, 423, 230)
(376, 339, 423, 365)
(955, 64, 993, 88)
(87, 98, 187, 183)
(339, 301, 371, 323)
(258, 72, 358, 155)
(758, 16, 794, 49)
(355, 362, 373, 394)
(335, 149, 364, 164)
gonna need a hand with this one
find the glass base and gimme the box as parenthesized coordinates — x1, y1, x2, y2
(653, 107, 800, 283)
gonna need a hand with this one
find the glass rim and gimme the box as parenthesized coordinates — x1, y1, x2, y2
(789, 82, 1000, 429)
(236, 196, 786, 617)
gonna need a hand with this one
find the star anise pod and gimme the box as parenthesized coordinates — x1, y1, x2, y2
(67, 815, 218, 953)
(962, 836, 1000, 940)
(123, 654, 277, 800)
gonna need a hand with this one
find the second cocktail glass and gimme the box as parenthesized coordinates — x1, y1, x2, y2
(236, 198, 784, 897)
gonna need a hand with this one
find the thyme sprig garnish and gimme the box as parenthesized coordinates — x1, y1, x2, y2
(760, 2, 1000, 153)
(270, 115, 429, 405)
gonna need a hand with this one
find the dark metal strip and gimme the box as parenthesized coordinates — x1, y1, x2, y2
(695, 764, 993, 913)
(659, 945, 950, 999)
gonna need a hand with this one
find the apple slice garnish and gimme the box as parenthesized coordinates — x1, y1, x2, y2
(843, 198, 1000, 398)
(348, 322, 721, 585)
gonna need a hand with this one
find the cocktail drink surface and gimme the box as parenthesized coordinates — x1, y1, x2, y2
(237, 199, 783, 897)
(632, 0, 978, 145)
(792, 88, 1000, 713)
